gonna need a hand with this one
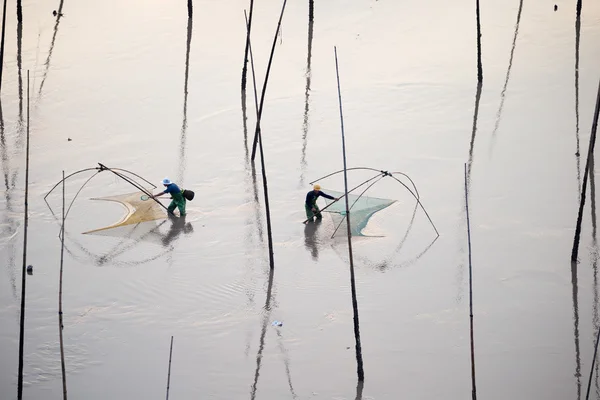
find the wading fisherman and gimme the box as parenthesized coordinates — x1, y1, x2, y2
(152, 178, 186, 217)
(305, 184, 336, 223)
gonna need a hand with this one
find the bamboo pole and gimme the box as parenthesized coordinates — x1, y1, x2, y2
(572, 79, 600, 261)
(250, 0, 288, 161)
(0, 0, 7, 94)
(166, 336, 174, 400)
(475, 0, 483, 83)
(586, 327, 600, 400)
(575, 0, 583, 194)
(59, 170, 68, 399)
(17, 0, 23, 122)
(241, 0, 254, 92)
(17, 70, 31, 400)
(245, 10, 275, 269)
(464, 163, 477, 400)
(187, 0, 192, 19)
(334, 46, 364, 382)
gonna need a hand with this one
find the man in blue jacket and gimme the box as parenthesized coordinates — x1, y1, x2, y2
(305, 184, 336, 223)
(152, 178, 186, 216)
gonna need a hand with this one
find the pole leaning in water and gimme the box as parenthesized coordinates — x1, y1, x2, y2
(241, 0, 254, 92)
(58, 171, 68, 399)
(475, 0, 483, 83)
(17, 70, 31, 400)
(0, 0, 8, 94)
(250, 0, 288, 161)
(334, 46, 364, 382)
(572, 78, 600, 262)
(187, 0, 192, 19)
(245, 9, 276, 270)
(166, 336, 174, 400)
(586, 326, 600, 400)
(464, 163, 477, 400)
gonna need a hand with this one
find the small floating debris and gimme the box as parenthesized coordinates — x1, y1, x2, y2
(26, 265, 33, 275)
(272, 320, 283, 327)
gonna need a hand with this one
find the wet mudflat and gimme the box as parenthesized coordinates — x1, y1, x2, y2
(1, 0, 600, 399)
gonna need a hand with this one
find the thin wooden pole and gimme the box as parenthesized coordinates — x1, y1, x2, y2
(475, 0, 483, 83)
(17, 0, 23, 123)
(586, 327, 600, 400)
(187, 0, 192, 19)
(245, 10, 275, 270)
(334, 46, 364, 382)
(572, 78, 600, 262)
(241, 0, 254, 92)
(166, 336, 174, 400)
(17, 69, 30, 400)
(571, 259, 582, 399)
(58, 170, 68, 399)
(0, 0, 8, 94)
(575, 0, 583, 194)
(250, 0, 288, 161)
(464, 163, 477, 400)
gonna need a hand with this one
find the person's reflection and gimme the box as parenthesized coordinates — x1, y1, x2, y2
(304, 220, 320, 260)
(161, 214, 193, 246)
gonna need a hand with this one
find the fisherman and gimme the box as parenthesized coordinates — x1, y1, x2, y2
(305, 184, 336, 223)
(152, 178, 186, 217)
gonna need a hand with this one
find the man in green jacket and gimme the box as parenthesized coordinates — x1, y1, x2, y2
(305, 184, 336, 222)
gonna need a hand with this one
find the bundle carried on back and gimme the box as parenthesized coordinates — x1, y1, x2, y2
(182, 189, 195, 201)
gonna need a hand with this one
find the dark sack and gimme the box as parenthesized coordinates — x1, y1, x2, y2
(182, 189, 194, 201)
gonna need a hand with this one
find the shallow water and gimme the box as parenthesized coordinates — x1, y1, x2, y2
(1, 0, 600, 399)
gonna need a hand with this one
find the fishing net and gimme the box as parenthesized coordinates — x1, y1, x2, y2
(320, 189, 397, 237)
(82, 191, 166, 235)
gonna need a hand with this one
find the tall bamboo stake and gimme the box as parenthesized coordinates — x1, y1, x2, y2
(245, 10, 275, 269)
(571, 260, 582, 398)
(575, 0, 583, 194)
(475, 0, 483, 83)
(17, 70, 31, 400)
(572, 79, 600, 262)
(587, 327, 600, 400)
(300, 0, 315, 184)
(166, 336, 174, 400)
(17, 0, 23, 125)
(241, 0, 254, 92)
(334, 46, 364, 382)
(58, 170, 68, 399)
(0, 0, 7, 94)
(187, 0, 192, 19)
(250, 0, 288, 161)
(464, 163, 477, 400)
